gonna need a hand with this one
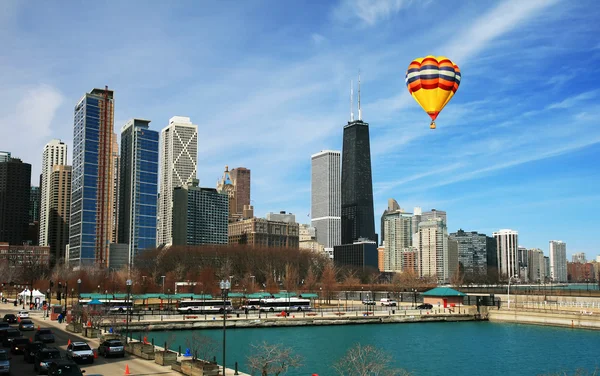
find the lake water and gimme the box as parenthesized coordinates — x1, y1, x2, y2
(135, 321, 600, 375)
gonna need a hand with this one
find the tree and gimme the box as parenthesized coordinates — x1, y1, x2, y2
(247, 341, 303, 376)
(185, 332, 219, 362)
(303, 267, 318, 292)
(320, 262, 338, 304)
(283, 263, 299, 292)
(449, 267, 464, 288)
(333, 344, 411, 376)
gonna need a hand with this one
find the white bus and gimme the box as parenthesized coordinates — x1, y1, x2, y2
(79, 299, 133, 313)
(241, 299, 262, 311)
(177, 299, 233, 313)
(259, 298, 311, 312)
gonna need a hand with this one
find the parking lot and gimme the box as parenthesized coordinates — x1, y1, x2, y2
(0, 306, 180, 375)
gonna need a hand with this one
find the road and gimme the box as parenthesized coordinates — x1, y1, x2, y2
(0, 305, 180, 375)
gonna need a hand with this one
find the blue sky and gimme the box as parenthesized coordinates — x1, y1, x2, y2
(1, 0, 599, 258)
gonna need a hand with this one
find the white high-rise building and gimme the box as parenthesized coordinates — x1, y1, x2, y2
(311, 150, 341, 248)
(157, 116, 198, 246)
(493, 229, 518, 279)
(416, 218, 449, 282)
(382, 202, 412, 273)
(39, 139, 68, 246)
(528, 248, 546, 283)
(572, 252, 586, 263)
(549, 240, 567, 282)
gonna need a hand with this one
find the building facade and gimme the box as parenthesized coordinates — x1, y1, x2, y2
(417, 219, 449, 282)
(228, 217, 299, 248)
(157, 116, 198, 246)
(118, 119, 159, 267)
(111, 134, 120, 243)
(48, 165, 71, 264)
(311, 150, 341, 248)
(549, 240, 567, 282)
(28, 186, 41, 245)
(0, 152, 10, 163)
(69, 87, 116, 267)
(449, 230, 488, 278)
(0, 158, 31, 246)
(172, 179, 228, 246)
(493, 229, 518, 280)
(39, 139, 67, 247)
(572, 252, 586, 263)
(382, 205, 412, 273)
(528, 248, 546, 283)
(230, 167, 251, 218)
(0, 242, 50, 267)
(333, 240, 378, 271)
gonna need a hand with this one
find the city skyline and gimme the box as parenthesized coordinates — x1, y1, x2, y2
(2, 1, 599, 256)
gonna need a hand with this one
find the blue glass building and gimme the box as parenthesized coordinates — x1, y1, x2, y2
(69, 88, 115, 267)
(118, 119, 158, 267)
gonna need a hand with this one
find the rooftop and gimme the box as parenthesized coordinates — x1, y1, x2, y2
(422, 287, 466, 297)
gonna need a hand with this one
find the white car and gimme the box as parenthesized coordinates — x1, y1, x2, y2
(66, 341, 95, 364)
(17, 311, 29, 319)
(380, 299, 397, 307)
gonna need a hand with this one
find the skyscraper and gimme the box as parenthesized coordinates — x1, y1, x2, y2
(340, 78, 376, 245)
(39, 139, 67, 246)
(528, 248, 546, 283)
(0, 158, 31, 245)
(29, 186, 41, 245)
(172, 179, 228, 246)
(216, 166, 251, 223)
(311, 150, 341, 248)
(157, 116, 198, 246)
(111, 134, 120, 243)
(69, 87, 115, 267)
(416, 218, 449, 282)
(118, 119, 159, 268)
(493, 229, 518, 279)
(421, 209, 447, 224)
(572, 252, 586, 263)
(0, 152, 11, 163)
(517, 246, 529, 282)
(449, 229, 488, 277)
(381, 201, 412, 273)
(48, 165, 71, 264)
(549, 240, 567, 282)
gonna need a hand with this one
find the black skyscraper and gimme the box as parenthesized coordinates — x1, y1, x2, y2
(341, 77, 376, 245)
(0, 158, 31, 245)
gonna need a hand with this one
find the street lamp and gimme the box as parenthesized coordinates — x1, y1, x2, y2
(64, 281, 68, 313)
(125, 279, 132, 344)
(46, 289, 51, 318)
(507, 275, 519, 309)
(77, 279, 81, 303)
(220, 279, 231, 376)
(412, 289, 417, 308)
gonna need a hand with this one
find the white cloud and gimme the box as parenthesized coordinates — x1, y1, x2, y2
(0, 84, 64, 182)
(443, 0, 561, 65)
(311, 33, 326, 46)
(333, 0, 410, 26)
(546, 90, 599, 110)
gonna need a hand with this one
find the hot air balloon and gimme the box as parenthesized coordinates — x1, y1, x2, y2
(405, 55, 461, 129)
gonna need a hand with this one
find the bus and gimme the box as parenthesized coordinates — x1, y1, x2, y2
(259, 298, 311, 312)
(79, 299, 133, 313)
(177, 299, 233, 313)
(241, 299, 262, 311)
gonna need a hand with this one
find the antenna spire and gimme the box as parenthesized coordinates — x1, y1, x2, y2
(358, 70, 362, 121)
(350, 80, 354, 121)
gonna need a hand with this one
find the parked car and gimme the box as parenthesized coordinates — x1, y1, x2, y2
(16, 311, 29, 319)
(2, 314, 16, 324)
(24, 341, 45, 363)
(380, 299, 397, 307)
(35, 328, 56, 343)
(416, 303, 433, 310)
(362, 300, 376, 305)
(0, 349, 10, 375)
(0, 324, 9, 330)
(1, 328, 21, 347)
(66, 341, 94, 364)
(47, 359, 85, 376)
(19, 319, 35, 331)
(33, 347, 62, 374)
(10, 337, 30, 354)
(98, 339, 125, 358)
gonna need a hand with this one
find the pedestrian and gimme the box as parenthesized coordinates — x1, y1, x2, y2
(58, 313, 63, 324)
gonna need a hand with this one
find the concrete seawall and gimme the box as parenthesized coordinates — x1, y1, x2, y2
(488, 309, 600, 330)
(107, 313, 480, 332)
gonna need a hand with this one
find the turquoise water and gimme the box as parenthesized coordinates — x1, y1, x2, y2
(135, 322, 600, 375)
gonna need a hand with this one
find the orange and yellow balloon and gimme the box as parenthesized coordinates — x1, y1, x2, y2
(405, 56, 461, 129)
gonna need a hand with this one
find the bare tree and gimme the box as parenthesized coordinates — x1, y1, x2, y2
(320, 262, 338, 304)
(333, 344, 411, 376)
(185, 332, 219, 362)
(283, 263, 299, 292)
(247, 341, 303, 376)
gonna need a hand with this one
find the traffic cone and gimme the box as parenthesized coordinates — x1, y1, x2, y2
(67, 339, 71, 346)
(124, 364, 131, 375)
(37, 325, 40, 331)
(93, 350, 98, 359)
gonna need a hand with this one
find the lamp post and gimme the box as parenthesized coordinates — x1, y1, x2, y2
(161, 276, 166, 294)
(22, 286, 25, 309)
(250, 275, 255, 292)
(125, 279, 132, 344)
(220, 279, 231, 376)
(71, 288, 74, 309)
(46, 288, 50, 318)
(412, 289, 417, 308)
(507, 275, 518, 309)
(64, 282, 68, 313)
(77, 279, 81, 304)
